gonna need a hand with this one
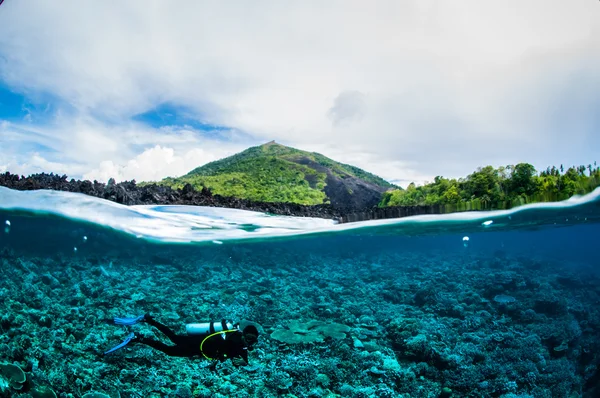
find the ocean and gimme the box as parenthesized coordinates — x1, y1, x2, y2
(1, 186, 599, 398)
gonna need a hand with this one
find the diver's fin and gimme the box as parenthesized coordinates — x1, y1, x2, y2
(113, 315, 145, 326)
(104, 332, 136, 355)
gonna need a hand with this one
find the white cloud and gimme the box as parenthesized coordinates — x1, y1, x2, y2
(82, 145, 233, 183)
(0, 120, 248, 181)
(328, 91, 367, 126)
(0, 0, 598, 184)
(0, 153, 74, 177)
(298, 143, 432, 188)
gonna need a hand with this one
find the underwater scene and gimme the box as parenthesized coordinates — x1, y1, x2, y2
(1, 186, 600, 398)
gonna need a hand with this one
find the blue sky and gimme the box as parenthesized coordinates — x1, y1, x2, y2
(131, 102, 236, 140)
(0, 1, 599, 186)
(0, 83, 62, 124)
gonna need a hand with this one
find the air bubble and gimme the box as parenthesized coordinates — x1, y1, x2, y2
(83, 236, 88, 243)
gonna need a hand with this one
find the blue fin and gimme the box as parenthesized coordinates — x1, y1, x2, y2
(104, 332, 136, 355)
(113, 315, 145, 326)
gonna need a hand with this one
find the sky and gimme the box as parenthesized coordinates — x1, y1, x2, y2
(0, 1, 598, 188)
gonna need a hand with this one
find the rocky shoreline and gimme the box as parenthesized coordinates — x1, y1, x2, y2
(0, 172, 444, 223)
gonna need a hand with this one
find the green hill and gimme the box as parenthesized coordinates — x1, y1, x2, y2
(158, 141, 397, 209)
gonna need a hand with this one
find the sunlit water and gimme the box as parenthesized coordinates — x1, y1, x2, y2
(1, 186, 599, 397)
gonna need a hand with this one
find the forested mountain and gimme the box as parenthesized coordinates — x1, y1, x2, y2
(157, 141, 396, 210)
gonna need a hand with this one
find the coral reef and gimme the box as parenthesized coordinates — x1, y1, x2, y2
(1, 225, 599, 396)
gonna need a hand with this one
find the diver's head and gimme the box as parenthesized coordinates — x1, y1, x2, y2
(242, 325, 259, 348)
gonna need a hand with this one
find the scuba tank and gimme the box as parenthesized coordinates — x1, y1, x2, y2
(186, 319, 237, 335)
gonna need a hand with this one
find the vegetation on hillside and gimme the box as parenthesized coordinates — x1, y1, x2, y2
(156, 142, 396, 205)
(161, 156, 328, 205)
(380, 162, 600, 211)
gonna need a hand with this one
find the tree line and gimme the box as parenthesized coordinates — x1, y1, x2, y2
(380, 162, 600, 211)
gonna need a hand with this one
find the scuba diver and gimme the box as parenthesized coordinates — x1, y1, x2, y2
(103, 314, 259, 367)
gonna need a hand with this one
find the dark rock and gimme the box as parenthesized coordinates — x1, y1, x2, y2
(0, 172, 343, 219)
(289, 156, 387, 211)
(338, 203, 446, 223)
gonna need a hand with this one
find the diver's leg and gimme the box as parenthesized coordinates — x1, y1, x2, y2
(137, 337, 190, 357)
(145, 315, 185, 345)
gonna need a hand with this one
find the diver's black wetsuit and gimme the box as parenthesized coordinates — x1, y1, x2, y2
(139, 318, 249, 362)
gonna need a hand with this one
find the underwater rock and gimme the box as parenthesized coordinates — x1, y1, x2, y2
(30, 385, 58, 398)
(81, 392, 110, 398)
(552, 342, 569, 358)
(264, 370, 294, 393)
(352, 337, 364, 348)
(493, 294, 517, 304)
(270, 320, 351, 344)
(315, 373, 331, 387)
(414, 287, 440, 307)
(173, 385, 193, 398)
(368, 366, 385, 376)
(0, 362, 26, 390)
(362, 341, 380, 352)
(533, 296, 568, 316)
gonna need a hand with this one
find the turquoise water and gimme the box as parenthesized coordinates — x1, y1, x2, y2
(1, 187, 599, 397)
